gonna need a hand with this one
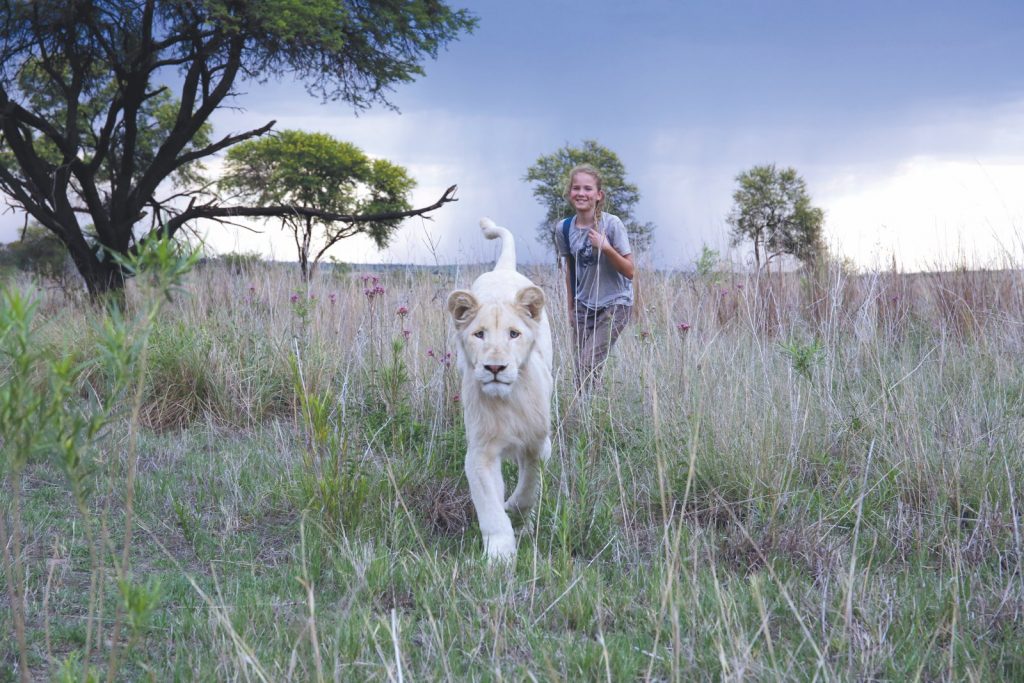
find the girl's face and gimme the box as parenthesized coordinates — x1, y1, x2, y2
(569, 172, 603, 213)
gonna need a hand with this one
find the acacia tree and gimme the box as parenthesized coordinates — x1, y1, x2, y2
(524, 139, 654, 255)
(221, 130, 415, 281)
(727, 164, 825, 272)
(0, 0, 474, 296)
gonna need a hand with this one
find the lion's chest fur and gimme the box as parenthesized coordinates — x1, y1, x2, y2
(460, 354, 552, 451)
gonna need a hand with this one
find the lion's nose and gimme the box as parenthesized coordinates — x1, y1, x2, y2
(484, 364, 506, 377)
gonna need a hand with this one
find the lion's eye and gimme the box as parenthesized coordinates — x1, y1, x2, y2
(473, 330, 485, 339)
(509, 329, 521, 339)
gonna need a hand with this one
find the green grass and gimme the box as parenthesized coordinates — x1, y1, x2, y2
(2, 259, 1023, 681)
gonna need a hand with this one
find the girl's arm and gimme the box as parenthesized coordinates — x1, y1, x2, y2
(602, 246, 635, 280)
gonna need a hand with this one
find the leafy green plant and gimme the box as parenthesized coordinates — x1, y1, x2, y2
(779, 335, 824, 381)
(695, 244, 722, 284)
(378, 337, 411, 414)
(1, 233, 197, 682)
(118, 575, 163, 641)
(291, 360, 375, 532)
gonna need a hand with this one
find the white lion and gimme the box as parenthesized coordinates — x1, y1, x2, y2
(447, 218, 553, 562)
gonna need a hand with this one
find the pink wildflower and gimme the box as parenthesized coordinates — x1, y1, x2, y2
(397, 305, 409, 318)
(677, 322, 691, 332)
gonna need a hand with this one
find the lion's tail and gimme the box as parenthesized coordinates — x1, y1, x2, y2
(480, 217, 517, 271)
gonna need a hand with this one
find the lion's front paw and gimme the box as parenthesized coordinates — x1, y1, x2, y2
(483, 533, 516, 562)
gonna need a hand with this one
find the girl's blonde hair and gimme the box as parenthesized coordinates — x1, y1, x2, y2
(564, 164, 604, 228)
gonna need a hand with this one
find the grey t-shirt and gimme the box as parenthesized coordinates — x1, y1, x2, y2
(554, 213, 633, 309)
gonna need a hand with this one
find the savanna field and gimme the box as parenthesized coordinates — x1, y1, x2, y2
(2, 251, 1023, 681)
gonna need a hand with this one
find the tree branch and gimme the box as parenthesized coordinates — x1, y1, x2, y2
(173, 119, 275, 169)
(160, 185, 459, 238)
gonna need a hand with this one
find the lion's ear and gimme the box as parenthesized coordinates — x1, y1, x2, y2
(447, 290, 479, 328)
(515, 285, 545, 321)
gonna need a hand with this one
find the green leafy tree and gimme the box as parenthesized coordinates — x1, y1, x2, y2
(0, 0, 473, 297)
(221, 130, 415, 280)
(524, 139, 654, 254)
(727, 164, 826, 272)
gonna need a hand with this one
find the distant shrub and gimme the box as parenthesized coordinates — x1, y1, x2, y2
(325, 256, 353, 280)
(0, 225, 73, 286)
(218, 250, 264, 274)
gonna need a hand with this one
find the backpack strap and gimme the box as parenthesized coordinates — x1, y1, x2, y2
(561, 217, 576, 300)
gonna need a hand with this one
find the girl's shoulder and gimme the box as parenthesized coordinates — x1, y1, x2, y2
(600, 212, 625, 230)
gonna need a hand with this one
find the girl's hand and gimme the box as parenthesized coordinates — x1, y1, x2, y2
(587, 227, 608, 252)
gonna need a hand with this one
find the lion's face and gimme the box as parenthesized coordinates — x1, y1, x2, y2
(447, 286, 545, 398)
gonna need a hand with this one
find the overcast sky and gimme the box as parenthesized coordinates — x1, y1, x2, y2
(4, 0, 1024, 271)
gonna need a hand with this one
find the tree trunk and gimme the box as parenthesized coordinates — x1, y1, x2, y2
(299, 216, 313, 283)
(67, 241, 127, 300)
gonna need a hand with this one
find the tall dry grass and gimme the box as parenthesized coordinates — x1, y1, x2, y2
(2, 251, 1023, 680)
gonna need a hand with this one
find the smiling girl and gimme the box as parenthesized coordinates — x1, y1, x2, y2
(553, 164, 634, 390)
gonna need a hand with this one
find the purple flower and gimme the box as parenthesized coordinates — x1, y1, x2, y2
(677, 322, 691, 332)
(402, 329, 411, 340)
(397, 305, 409, 317)
(329, 293, 337, 304)
(426, 349, 435, 358)
(290, 294, 299, 304)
